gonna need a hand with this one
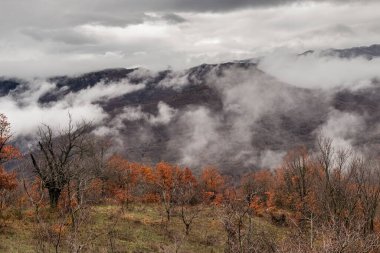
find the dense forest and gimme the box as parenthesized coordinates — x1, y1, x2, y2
(1, 112, 380, 253)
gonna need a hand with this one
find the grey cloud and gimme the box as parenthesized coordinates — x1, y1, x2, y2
(22, 28, 96, 45)
(1, 0, 380, 78)
(166, 0, 298, 11)
(331, 24, 355, 35)
(143, 13, 188, 24)
(307, 24, 355, 38)
(0, 0, 372, 33)
(90, 0, 375, 13)
(258, 52, 380, 89)
(63, 12, 145, 27)
(161, 13, 188, 24)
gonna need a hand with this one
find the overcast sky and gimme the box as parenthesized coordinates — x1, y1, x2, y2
(1, 0, 380, 77)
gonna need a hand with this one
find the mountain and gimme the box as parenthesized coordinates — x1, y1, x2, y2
(1, 44, 380, 173)
(325, 44, 380, 59)
(301, 44, 380, 59)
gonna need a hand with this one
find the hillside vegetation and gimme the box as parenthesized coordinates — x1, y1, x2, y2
(1, 113, 380, 253)
(0, 204, 288, 253)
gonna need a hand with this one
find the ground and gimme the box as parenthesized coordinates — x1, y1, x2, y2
(0, 204, 286, 253)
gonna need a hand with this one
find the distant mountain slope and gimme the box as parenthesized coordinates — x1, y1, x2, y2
(301, 44, 380, 59)
(1, 44, 380, 173)
(326, 44, 380, 59)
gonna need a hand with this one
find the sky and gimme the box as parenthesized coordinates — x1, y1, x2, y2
(1, 0, 380, 77)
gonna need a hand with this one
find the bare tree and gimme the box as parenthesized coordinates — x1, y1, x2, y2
(315, 138, 360, 227)
(278, 219, 380, 253)
(175, 168, 200, 235)
(219, 189, 276, 253)
(316, 137, 334, 196)
(284, 146, 310, 205)
(353, 156, 380, 234)
(30, 116, 92, 208)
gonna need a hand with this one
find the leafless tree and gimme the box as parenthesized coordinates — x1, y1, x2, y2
(315, 138, 360, 227)
(316, 137, 334, 196)
(176, 175, 200, 235)
(30, 116, 92, 208)
(219, 190, 276, 253)
(353, 156, 380, 234)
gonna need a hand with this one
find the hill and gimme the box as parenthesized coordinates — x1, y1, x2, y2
(1, 44, 380, 172)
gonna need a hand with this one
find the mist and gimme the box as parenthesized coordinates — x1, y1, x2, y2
(2, 77, 144, 137)
(1, 44, 379, 172)
(259, 51, 380, 89)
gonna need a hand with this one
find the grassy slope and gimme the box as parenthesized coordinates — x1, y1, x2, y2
(0, 204, 286, 253)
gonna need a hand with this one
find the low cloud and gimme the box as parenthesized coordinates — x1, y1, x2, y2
(94, 101, 177, 149)
(259, 51, 380, 89)
(317, 109, 365, 149)
(2, 78, 144, 137)
(168, 106, 225, 167)
(165, 63, 326, 169)
(118, 102, 177, 125)
(158, 70, 190, 90)
(2, 43, 380, 171)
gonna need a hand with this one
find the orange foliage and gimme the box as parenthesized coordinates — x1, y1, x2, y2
(155, 161, 181, 189)
(180, 167, 197, 186)
(107, 155, 140, 186)
(0, 167, 17, 191)
(241, 170, 274, 213)
(200, 166, 224, 203)
(0, 113, 20, 163)
(105, 155, 141, 204)
(0, 113, 19, 193)
(153, 161, 184, 206)
(0, 145, 21, 162)
(139, 166, 156, 184)
(201, 167, 224, 192)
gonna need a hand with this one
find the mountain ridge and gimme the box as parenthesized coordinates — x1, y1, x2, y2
(1, 44, 380, 172)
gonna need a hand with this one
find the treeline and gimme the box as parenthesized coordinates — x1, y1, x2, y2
(1, 113, 380, 252)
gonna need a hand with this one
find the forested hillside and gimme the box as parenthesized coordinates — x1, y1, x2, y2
(1, 113, 380, 252)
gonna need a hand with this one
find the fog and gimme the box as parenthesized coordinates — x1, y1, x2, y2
(1, 45, 379, 171)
